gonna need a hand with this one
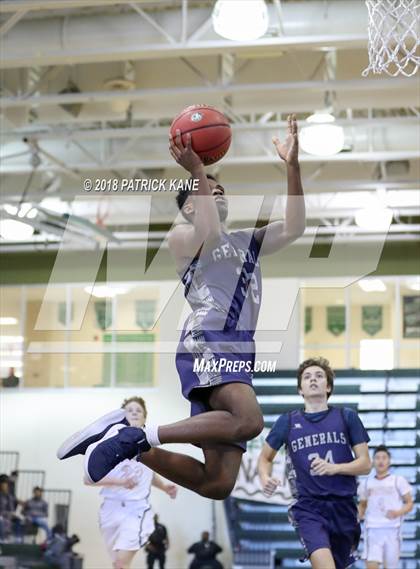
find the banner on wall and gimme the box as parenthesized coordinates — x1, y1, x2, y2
(94, 300, 112, 330)
(327, 306, 345, 336)
(362, 305, 383, 336)
(135, 299, 157, 330)
(403, 295, 420, 338)
(232, 429, 293, 505)
(305, 306, 312, 334)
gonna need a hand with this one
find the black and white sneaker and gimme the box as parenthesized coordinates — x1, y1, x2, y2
(84, 426, 151, 483)
(57, 409, 128, 460)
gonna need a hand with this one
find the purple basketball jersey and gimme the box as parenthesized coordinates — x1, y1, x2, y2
(180, 229, 262, 334)
(285, 407, 357, 499)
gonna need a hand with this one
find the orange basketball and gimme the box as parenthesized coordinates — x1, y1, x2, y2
(170, 105, 231, 165)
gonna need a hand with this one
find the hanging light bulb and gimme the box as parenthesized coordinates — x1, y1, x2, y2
(300, 111, 345, 156)
(0, 219, 34, 241)
(355, 204, 393, 231)
(212, 0, 269, 41)
(40, 197, 69, 214)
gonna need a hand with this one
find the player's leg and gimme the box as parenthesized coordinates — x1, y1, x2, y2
(309, 548, 336, 569)
(382, 527, 401, 569)
(146, 551, 155, 569)
(140, 382, 261, 497)
(112, 503, 151, 569)
(327, 499, 361, 569)
(158, 551, 165, 569)
(99, 500, 122, 564)
(114, 550, 136, 569)
(156, 382, 264, 445)
(289, 500, 334, 569)
(364, 528, 381, 569)
(141, 442, 243, 500)
(85, 382, 263, 484)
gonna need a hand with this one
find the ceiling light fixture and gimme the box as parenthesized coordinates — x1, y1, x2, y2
(39, 198, 69, 214)
(85, 285, 134, 298)
(0, 219, 34, 241)
(300, 111, 345, 156)
(0, 317, 18, 325)
(212, 0, 269, 41)
(406, 277, 420, 291)
(355, 204, 393, 231)
(358, 279, 387, 292)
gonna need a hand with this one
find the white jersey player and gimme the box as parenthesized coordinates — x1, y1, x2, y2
(358, 445, 413, 569)
(85, 397, 177, 569)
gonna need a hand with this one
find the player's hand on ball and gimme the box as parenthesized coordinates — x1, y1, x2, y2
(385, 510, 400, 519)
(272, 114, 299, 166)
(310, 457, 337, 476)
(165, 484, 178, 499)
(169, 130, 202, 173)
(262, 476, 280, 497)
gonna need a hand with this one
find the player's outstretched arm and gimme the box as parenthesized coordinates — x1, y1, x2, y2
(152, 473, 178, 499)
(254, 114, 306, 255)
(169, 130, 221, 259)
(83, 475, 137, 489)
(258, 442, 280, 497)
(311, 442, 372, 477)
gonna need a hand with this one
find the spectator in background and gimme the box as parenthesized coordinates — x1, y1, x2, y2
(23, 486, 51, 540)
(0, 474, 23, 542)
(2, 367, 19, 388)
(44, 523, 81, 569)
(187, 531, 223, 569)
(146, 514, 169, 569)
(8, 471, 18, 498)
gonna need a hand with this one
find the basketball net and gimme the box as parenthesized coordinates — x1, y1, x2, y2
(363, 0, 420, 77)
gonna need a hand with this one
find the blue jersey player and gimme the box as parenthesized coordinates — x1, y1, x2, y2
(58, 116, 306, 504)
(258, 358, 371, 569)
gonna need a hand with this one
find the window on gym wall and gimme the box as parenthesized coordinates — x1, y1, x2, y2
(300, 277, 420, 370)
(0, 287, 23, 385)
(300, 285, 347, 369)
(68, 285, 107, 388)
(1, 277, 417, 388)
(24, 286, 66, 388)
(350, 279, 395, 370)
(0, 283, 159, 388)
(400, 277, 420, 368)
(68, 283, 157, 387)
(112, 285, 158, 387)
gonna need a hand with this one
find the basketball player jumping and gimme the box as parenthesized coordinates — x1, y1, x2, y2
(258, 357, 372, 569)
(358, 444, 413, 569)
(58, 114, 305, 501)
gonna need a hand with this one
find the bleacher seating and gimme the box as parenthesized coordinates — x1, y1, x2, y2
(225, 369, 420, 569)
(0, 452, 76, 568)
(0, 544, 49, 568)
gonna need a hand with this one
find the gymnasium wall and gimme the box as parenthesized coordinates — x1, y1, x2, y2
(1, 240, 419, 286)
(0, 278, 301, 386)
(302, 281, 420, 369)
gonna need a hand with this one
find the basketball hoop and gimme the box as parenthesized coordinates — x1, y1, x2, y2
(363, 0, 420, 77)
